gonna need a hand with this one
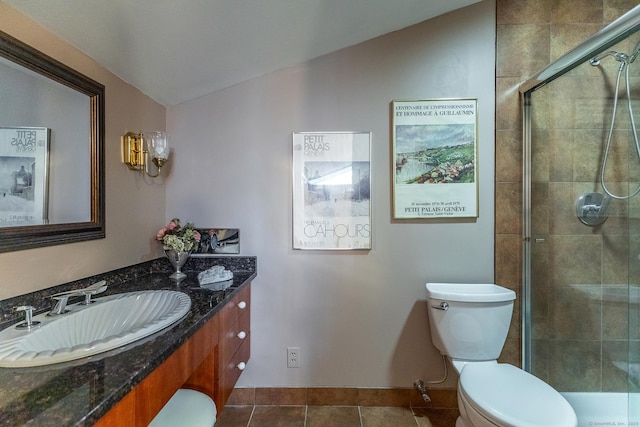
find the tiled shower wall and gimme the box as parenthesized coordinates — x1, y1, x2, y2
(496, 0, 640, 392)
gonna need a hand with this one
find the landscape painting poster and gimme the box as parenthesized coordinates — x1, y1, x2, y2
(0, 127, 49, 226)
(293, 131, 371, 250)
(392, 99, 478, 219)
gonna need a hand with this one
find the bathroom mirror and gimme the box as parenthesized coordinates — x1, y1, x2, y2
(0, 30, 104, 252)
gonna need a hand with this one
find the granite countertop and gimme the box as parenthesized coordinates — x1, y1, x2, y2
(0, 257, 256, 426)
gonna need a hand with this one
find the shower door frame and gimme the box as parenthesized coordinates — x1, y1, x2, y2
(522, 91, 533, 371)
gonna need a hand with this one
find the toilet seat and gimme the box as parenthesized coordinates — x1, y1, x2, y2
(459, 363, 577, 427)
(149, 389, 217, 427)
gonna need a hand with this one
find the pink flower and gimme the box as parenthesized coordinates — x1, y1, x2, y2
(155, 218, 199, 252)
(156, 227, 166, 240)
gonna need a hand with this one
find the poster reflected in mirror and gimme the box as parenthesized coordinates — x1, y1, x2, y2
(191, 228, 240, 255)
(293, 131, 371, 250)
(0, 127, 49, 226)
(392, 99, 478, 219)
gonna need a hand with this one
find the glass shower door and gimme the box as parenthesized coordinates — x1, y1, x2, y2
(524, 34, 640, 425)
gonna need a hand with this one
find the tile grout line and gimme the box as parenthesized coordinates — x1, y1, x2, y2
(245, 405, 255, 427)
(409, 403, 420, 427)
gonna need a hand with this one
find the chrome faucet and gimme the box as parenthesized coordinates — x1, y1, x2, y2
(77, 281, 108, 305)
(48, 295, 71, 316)
(15, 306, 41, 329)
(47, 281, 108, 316)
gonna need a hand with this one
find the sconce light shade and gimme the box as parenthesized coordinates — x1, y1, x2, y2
(146, 131, 169, 169)
(123, 131, 169, 177)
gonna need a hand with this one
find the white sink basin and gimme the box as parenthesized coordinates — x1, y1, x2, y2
(0, 290, 191, 368)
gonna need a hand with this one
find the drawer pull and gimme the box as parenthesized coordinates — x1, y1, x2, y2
(237, 331, 247, 339)
(237, 301, 247, 310)
(237, 362, 246, 371)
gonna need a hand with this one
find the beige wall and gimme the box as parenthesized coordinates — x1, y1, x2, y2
(2, 0, 499, 391)
(167, 1, 496, 388)
(2, 0, 636, 397)
(0, 2, 167, 299)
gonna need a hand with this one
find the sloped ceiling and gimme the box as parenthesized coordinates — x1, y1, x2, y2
(3, 0, 481, 107)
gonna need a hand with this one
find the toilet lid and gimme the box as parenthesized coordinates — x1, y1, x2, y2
(459, 363, 577, 427)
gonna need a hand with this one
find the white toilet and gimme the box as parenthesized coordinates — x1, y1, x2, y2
(425, 283, 577, 427)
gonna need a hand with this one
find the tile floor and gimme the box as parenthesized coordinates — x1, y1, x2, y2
(215, 405, 459, 427)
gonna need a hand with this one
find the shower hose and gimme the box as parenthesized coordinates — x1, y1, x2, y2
(591, 49, 640, 200)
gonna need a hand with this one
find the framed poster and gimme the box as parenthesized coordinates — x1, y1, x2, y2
(392, 99, 478, 219)
(293, 131, 371, 250)
(0, 127, 50, 226)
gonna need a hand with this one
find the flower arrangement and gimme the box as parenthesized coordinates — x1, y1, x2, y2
(156, 218, 201, 253)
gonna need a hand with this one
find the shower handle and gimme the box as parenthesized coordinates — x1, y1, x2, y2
(576, 192, 610, 226)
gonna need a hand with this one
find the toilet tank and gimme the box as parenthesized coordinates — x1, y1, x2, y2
(425, 283, 516, 361)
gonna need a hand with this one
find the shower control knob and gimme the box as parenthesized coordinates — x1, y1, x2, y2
(575, 192, 610, 226)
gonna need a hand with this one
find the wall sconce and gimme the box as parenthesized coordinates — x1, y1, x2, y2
(123, 131, 169, 177)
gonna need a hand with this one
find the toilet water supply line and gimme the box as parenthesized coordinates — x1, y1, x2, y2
(414, 354, 449, 403)
(590, 42, 640, 200)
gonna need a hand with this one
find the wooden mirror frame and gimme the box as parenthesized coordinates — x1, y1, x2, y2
(0, 30, 105, 252)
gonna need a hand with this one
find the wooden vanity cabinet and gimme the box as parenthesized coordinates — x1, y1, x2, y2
(95, 284, 251, 426)
(215, 284, 251, 410)
(94, 314, 219, 426)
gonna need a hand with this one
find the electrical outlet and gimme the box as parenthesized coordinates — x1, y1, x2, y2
(287, 347, 300, 368)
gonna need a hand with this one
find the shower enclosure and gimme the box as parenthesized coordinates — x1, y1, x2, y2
(521, 6, 640, 426)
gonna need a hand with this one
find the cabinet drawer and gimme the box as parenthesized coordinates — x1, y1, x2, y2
(219, 337, 250, 406)
(220, 309, 250, 368)
(219, 285, 250, 333)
